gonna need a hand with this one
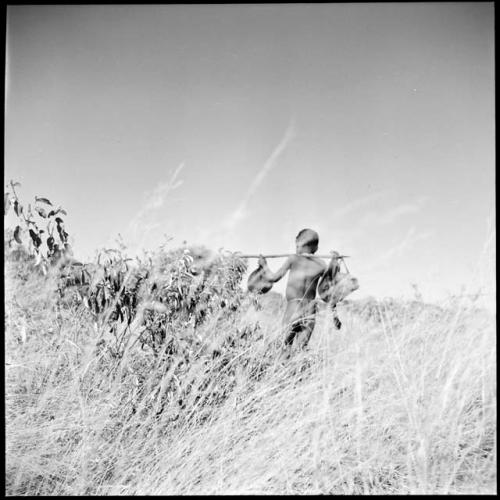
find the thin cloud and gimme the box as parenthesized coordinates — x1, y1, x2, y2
(333, 190, 389, 218)
(126, 162, 185, 248)
(360, 196, 428, 227)
(380, 226, 433, 261)
(194, 119, 295, 252)
(359, 226, 434, 273)
(224, 119, 296, 231)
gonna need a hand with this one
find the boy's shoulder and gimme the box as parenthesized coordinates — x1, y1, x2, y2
(292, 254, 327, 268)
(312, 255, 328, 270)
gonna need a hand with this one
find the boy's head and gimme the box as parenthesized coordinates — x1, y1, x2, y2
(296, 228, 319, 254)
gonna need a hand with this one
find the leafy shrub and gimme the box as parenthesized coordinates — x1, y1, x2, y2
(5, 180, 72, 273)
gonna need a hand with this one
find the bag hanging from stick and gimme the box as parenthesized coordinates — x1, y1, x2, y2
(317, 258, 359, 304)
(247, 266, 273, 294)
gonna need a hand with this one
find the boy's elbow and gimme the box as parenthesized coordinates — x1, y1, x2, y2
(271, 271, 286, 283)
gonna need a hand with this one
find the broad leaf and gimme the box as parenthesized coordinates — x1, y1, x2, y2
(57, 224, 67, 243)
(35, 197, 53, 206)
(48, 208, 67, 218)
(35, 207, 48, 218)
(29, 229, 42, 248)
(47, 236, 55, 252)
(14, 226, 22, 244)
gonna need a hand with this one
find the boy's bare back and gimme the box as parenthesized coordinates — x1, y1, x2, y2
(283, 254, 326, 301)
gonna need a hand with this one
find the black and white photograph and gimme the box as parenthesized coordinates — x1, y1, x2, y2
(4, 3, 495, 495)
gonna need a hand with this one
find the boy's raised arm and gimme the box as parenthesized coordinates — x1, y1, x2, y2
(258, 255, 292, 283)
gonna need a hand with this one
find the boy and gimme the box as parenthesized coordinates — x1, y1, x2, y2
(258, 228, 341, 349)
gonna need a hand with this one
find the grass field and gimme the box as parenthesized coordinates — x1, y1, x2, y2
(5, 250, 496, 495)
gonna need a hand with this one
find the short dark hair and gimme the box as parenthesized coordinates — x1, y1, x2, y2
(296, 228, 319, 252)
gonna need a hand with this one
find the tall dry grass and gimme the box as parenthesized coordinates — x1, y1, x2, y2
(5, 255, 496, 494)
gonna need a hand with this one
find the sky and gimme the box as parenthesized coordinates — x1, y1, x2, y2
(5, 3, 495, 309)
